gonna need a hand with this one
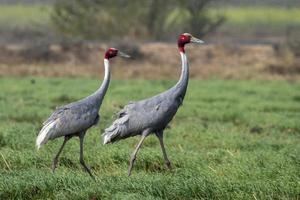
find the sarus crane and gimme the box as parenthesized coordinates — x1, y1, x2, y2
(102, 33, 204, 176)
(36, 48, 130, 178)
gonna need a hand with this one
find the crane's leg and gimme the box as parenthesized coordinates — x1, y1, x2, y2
(156, 131, 172, 169)
(128, 130, 150, 176)
(52, 136, 71, 172)
(79, 133, 94, 179)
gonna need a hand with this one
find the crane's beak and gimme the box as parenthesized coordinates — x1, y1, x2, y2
(191, 36, 204, 44)
(118, 51, 131, 58)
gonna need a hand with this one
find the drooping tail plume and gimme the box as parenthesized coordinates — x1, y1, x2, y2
(36, 120, 57, 149)
(102, 115, 129, 144)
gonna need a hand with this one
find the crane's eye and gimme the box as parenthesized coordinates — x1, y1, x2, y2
(180, 35, 189, 43)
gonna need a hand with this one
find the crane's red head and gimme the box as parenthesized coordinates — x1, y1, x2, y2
(105, 48, 118, 59)
(104, 48, 130, 59)
(178, 33, 204, 53)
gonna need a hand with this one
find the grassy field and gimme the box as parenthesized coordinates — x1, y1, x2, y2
(0, 77, 299, 199)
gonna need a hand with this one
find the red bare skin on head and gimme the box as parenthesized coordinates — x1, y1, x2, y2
(178, 34, 191, 53)
(105, 48, 118, 59)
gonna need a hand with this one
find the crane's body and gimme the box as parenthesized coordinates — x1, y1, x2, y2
(103, 52, 188, 144)
(36, 61, 109, 148)
(103, 33, 203, 176)
(37, 91, 102, 146)
(36, 48, 129, 178)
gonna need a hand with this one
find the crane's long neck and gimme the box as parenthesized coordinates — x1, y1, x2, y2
(93, 58, 111, 107)
(173, 51, 189, 98)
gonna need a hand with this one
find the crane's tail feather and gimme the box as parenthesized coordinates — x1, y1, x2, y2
(102, 115, 129, 144)
(36, 120, 57, 149)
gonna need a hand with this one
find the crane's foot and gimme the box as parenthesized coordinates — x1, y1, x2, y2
(51, 158, 59, 173)
(85, 168, 95, 180)
(51, 136, 70, 173)
(128, 156, 136, 176)
(165, 161, 172, 170)
(83, 166, 95, 180)
(127, 134, 148, 176)
(80, 159, 95, 180)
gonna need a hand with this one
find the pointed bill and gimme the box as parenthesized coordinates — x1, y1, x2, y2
(118, 51, 131, 58)
(191, 36, 204, 44)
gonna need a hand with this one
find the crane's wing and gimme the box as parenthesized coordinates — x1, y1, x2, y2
(37, 100, 98, 149)
(42, 105, 70, 126)
(103, 93, 181, 144)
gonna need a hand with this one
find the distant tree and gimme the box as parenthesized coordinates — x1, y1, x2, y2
(51, 0, 224, 40)
(142, 0, 173, 40)
(183, 0, 225, 37)
(166, 0, 225, 38)
(51, 0, 127, 40)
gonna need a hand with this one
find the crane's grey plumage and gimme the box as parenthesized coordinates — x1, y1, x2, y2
(36, 59, 109, 148)
(36, 48, 129, 178)
(102, 33, 204, 176)
(103, 52, 187, 143)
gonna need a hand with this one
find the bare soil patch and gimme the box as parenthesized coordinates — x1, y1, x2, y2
(0, 42, 299, 80)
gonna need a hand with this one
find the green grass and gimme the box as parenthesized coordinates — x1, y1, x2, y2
(0, 77, 299, 199)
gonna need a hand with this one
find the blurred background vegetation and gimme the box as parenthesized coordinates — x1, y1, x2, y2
(0, 0, 299, 79)
(51, 0, 225, 41)
(0, 0, 299, 43)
